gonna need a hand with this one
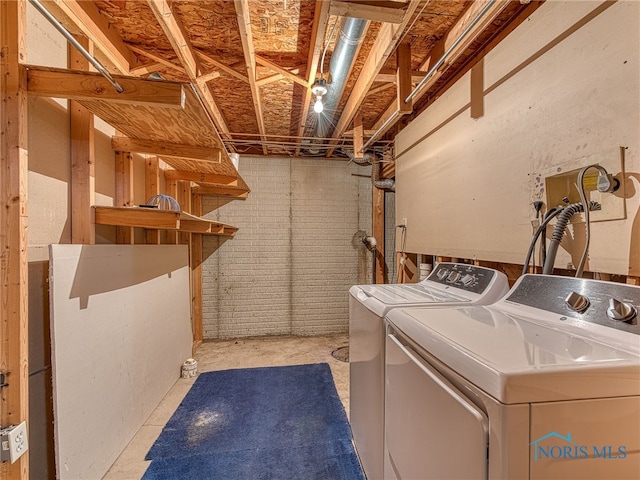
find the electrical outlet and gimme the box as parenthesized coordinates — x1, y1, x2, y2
(1, 421, 28, 463)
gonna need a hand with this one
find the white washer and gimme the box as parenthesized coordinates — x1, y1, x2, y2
(349, 262, 509, 480)
(384, 274, 640, 480)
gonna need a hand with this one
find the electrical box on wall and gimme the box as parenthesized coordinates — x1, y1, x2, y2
(542, 150, 626, 223)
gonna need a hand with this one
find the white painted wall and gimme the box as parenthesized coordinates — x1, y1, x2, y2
(49, 245, 192, 480)
(396, 0, 640, 275)
(201, 156, 373, 339)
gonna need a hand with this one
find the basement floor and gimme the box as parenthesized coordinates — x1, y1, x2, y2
(103, 334, 351, 480)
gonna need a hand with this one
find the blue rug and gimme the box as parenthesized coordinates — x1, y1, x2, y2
(142, 363, 364, 480)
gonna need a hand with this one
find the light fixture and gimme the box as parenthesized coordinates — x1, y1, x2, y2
(311, 78, 327, 114)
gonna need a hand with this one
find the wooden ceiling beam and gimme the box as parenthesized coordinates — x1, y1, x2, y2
(195, 50, 249, 84)
(256, 73, 285, 87)
(368, 0, 512, 143)
(25, 64, 185, 108)
(295, 0, 331, 155)
(111, 136, 222, 162)
(255, 56, 308, 88)
(127, 45, 186, 74)
(192, 184, 250, 199)
(330, 0, 406, 24)
(196, 70, 221, 84)
(39, 0, 138, 74)
(325, 0, 422, 156)
(146, 0, 201, 78)
(235, 0, 268, 155)
(146, 0, 232, 138)
(129, 61, 166, 76)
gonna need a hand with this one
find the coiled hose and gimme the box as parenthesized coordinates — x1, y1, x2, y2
(542, 201, 599, 274)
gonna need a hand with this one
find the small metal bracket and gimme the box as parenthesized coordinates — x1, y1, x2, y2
(0, 373, 8, 389)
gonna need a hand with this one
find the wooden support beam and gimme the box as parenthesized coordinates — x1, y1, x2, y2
(195, 50, 249, 84)
(115, 151, 134, 244)
(325, 0, 422, 156)
(191, 194, 204, 350)
(177, 181, 192, 244)
(191, 184, 250, 199)
(353, 111, 364, 158)
(25, 65, 186, 108)
(111, 136, 222, 163)
(165, 179, 179, 244)
(255, 56, 307, 88)
(196, 69, 221, 85)
(330, 0, 406, 24)
(144, 156, 161, 244)
(470, 58, 485, 119)
(373, 184, 385, 284)
(375, 68, 426, 83)
(128, 61, 165, 76)
(295, 0, 331, 155)
(69, 36, 96, 245)
(146, 1, 231, 137)
(0, 1, 29, 477)
(396, 43, 412, 114)
(94, 206, 179, 229)
(127, 45, 186, 74)
(146, 0, 201, 78)
(165, 169, 237, 186)
(39, 0, 138, 73)
(256, 73, 285, 87)
(235, 0, 268, 155)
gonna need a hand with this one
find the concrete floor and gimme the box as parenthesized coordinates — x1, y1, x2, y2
(103, 334, 350, 480)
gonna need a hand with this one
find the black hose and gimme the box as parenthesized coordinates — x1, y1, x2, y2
(542, 201, 599, 275)
(522, 207, 562, 276)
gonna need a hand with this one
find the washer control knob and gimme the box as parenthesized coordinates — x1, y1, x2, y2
(565, 291, 590, 313)
(447, 271, 461, 283)
(436, 269, 449, 280)
(461, 274, 475, 287)
(607, 298, 637, 322)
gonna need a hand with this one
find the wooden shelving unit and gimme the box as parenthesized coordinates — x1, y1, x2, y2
(93, 206, 238, 237)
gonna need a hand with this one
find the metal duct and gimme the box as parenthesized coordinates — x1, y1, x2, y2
(370, 152, 395, 192)
(312, 17, 368, 142)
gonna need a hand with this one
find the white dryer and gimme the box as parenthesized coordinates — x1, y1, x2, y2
(349, 262, 509, 480)
(384, 274, 640, 480)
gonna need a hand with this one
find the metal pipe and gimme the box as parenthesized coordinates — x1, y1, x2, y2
(404, 0, 497, 104)
(29, 0, 124, 93)
(360, 110, 400, 153)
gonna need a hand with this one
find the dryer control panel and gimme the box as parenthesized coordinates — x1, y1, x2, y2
(427, 263, 497, 295)
(506, 274, 640, 335)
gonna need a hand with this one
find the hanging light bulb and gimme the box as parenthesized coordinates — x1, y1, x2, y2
(311, 78, 327, 115)
(313, 96, 324, 113)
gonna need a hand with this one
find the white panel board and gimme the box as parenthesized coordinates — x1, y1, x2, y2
(396, 1, 640, 274)
(49, 244, 192, 480)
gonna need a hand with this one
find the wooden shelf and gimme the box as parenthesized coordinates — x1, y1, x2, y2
(93, 206, 238, 237)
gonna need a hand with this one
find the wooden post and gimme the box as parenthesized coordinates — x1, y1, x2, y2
(177, 180, 191, 245)
(0, 0, 30, 477)
(144, 156, 160, 244)
(115, 151, 134, 244)
(165, 178, 178, 244)
(373, 183, 385, 284)
(69, 36, 95, 244)
(190, 194, 203, 350)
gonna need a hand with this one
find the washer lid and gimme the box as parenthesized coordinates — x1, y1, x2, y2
(359, 283, 471, 305)
(387, 305, 640, 404)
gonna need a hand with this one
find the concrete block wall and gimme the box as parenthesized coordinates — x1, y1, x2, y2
(202, 156, 372, 339)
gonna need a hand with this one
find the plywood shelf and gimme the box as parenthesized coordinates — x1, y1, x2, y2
(93, 206, 238, 237)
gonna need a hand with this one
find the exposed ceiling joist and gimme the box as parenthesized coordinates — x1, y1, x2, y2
(255, 56, 307, 88)
(370, 0, 512, 141)
(235, 0, 268, 155)
(146, 0, 231, 138)
(295, 0, 331, 155)
(329, 0, 407, 24)
(195, 50, 249, 84)
(127, 45, 186, 74)
(325, 0, 422, 156)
